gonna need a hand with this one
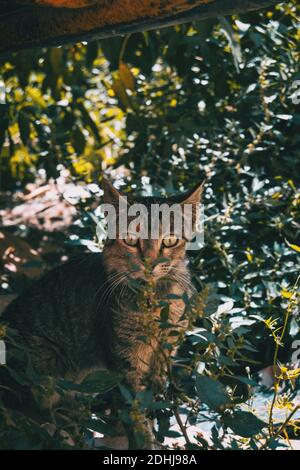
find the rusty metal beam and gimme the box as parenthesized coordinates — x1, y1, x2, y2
(0, 0, 280, 54)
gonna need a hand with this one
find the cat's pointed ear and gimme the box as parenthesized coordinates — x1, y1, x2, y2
(179, 180, 205, 206)
(178, 180, 205, 236)
(102, 177, 126, 206)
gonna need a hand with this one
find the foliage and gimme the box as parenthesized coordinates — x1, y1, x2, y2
(0, 0, 300, 450)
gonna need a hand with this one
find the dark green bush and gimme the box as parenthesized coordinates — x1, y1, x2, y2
(0, 0, 299, 450)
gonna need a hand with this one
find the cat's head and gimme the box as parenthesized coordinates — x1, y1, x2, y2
(102, 178, 204, 283)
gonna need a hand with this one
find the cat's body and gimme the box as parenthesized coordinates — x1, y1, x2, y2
(2, 251, 190, 391)
(2, 253, 108, 383)
(2, 179, 203, 396)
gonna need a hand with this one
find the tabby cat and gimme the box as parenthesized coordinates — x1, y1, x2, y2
(2, 178, 204, 396)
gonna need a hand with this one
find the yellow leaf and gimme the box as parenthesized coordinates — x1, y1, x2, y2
(281, 290, 293, 299)
(49, 47, 63, 74)
(10, 147, 37, 178)
(112, 78, 131, 109)
(286, 240, 300, 253)
(279, 367, 300, 381)
(119, 62, 135, 91)
(245, 248, 253, 262)
(107, 88, 115, 97)
(72, 157, 93, 180)
(288, 179, 297, 191)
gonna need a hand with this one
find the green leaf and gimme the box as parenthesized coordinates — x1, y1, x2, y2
(223, 410, 266, 437)
(72, 126, 86, 155)
(18, 111, 30, 145)
(78, 101, 101, 144)
(148, 401, 172, 410)
(196, 375, 232, 412)
(80, 370, 122, 393)
(160, 305, 170, 322)
(118, 384, 133, 403)
(84, 418, 118, 437)
(233, 375, 258, 387)
(58, 370, 122, 394)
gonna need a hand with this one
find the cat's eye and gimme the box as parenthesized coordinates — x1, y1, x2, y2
(124, 233, 139, 247)
(162, 235, 178, 248)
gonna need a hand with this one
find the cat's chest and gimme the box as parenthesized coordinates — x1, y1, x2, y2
(109, 285, 189, 389)
(115, 282, 186, 320)
(110, 282, 188, 352)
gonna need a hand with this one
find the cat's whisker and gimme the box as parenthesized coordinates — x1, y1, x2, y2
(96, 268, 138, 309)
(98, 276, 125, 308)
(93, 271, 127, 304)
(96, 271, 133, 311)
(169, 269, 196, 294)
(169, 267, 193, 284)
(175, 273, 193, 287)
(103, 278, 129, 311)
(118, 283, 129, 306)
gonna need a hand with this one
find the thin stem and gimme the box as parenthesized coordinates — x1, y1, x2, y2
(268, 273, 300, 436)
(260, 405, 300, 450)
(173, 406, 192, 446)
(119, 35, 130, 64)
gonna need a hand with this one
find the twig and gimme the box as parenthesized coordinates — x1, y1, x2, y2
(173, 405, 192, 446)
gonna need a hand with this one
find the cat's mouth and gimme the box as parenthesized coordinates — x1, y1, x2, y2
(107, 264, 176, 293)
(126, 267, 174, 288)
(128, 267, 172, 283)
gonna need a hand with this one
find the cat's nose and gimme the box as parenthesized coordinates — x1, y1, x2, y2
(151, 265, 160, 276)
(152, 264, 169, 278)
